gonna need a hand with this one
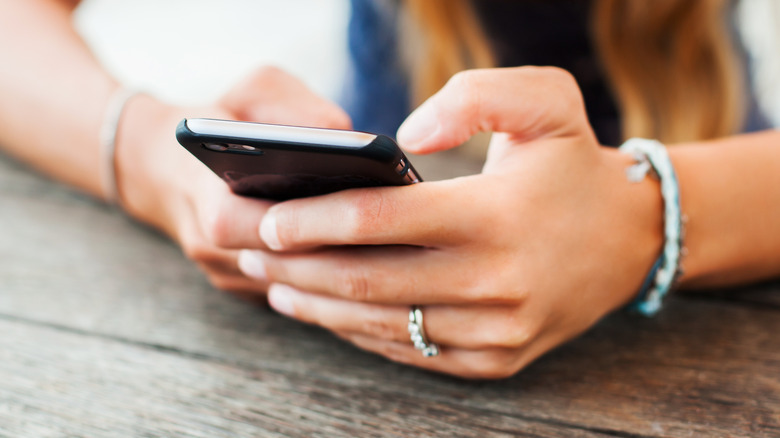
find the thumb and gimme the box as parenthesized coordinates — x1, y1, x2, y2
(397, 67, 592, 154)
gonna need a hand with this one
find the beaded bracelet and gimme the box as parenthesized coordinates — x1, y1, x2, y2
(99, 87, 141, 204)
(619, 138, 684, 316)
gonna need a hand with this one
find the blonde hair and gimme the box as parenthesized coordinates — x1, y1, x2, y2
(401, 0, 745, 144)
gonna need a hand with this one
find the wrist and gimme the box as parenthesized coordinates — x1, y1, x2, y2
(666, 142, 749, 289)
(599, 147, 666, 311)
(115, 95, 238, 242)
(114, 95, 188, 236)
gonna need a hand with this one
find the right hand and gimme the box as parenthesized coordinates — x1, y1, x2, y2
(114, 67, 352, 295)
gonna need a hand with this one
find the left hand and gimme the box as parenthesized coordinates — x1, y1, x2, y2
(239, 67, 664, 378)
(117, 66, 351, 296)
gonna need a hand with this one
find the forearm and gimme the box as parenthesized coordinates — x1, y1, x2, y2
(0, 0, 118, 198)
(671, 129, 780, 288)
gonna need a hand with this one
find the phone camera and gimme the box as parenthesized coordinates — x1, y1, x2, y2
(227, 143, 264, 155)
(204, 143, 229, 151)
(203, 142, 263, 155)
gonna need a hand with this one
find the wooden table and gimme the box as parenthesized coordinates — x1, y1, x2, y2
(1, 150, 778, 437)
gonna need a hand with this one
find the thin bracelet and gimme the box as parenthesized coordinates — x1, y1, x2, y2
(619, 138, 684, 316)
(99, 87, 140, 204)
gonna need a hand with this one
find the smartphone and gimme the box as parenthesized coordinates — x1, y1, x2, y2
(176, 118, 422, 200)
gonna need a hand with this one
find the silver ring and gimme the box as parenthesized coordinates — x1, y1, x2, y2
(408, 305, 440, 357)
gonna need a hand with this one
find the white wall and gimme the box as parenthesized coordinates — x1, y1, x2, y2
(74, 0, 350, 106)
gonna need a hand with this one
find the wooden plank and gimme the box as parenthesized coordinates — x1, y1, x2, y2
(0, 318, 613, 437)
(2, 152, 780, 437)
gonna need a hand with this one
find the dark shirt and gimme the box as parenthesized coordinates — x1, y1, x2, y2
(471, 0, 621, 145)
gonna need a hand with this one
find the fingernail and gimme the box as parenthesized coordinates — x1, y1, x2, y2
(238, 250, 267, 281)
(268, 283, 296, 317)
(260, 211, 282, 250)
(397, 102, 439, 150)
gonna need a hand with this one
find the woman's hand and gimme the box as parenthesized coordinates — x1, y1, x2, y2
(240, 67, 665, 378)
(116, 66, 351, 295)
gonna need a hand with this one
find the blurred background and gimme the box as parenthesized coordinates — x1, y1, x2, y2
(74, 0, 350, 106)
(74, 0, 780, 127)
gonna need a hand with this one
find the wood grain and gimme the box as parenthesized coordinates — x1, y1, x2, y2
(2, 318, 616, 438)
(1, 152, 779, 437)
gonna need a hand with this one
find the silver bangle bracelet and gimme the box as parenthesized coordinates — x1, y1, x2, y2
(99, 88, 141, 204)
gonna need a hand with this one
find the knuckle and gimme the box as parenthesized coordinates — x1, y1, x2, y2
(524, 65, 575, 85)
(181, 240, 214, 264)
(460, 273, 501, 303)
(460, 260, 532, 304)
(376, 340, 412, 365)
(272, 206, 301, 248)
(549, 66, 578, 89)
(342, 191, 386, 241)
(511, 286, 532, 303)
(538, 65, 574, 81)
(334, 263, 372, 301)
(460, 281, 488, 303)
(203, 203, 234, 248)
(467, 353, 521, 380)
(537, 66, 583, 106)
(521, 65, 579, 96)
(260, 257, 287, 284)
(447, 70, 470, 91)
(359, 315, 399, 341)
(473, 312, 537, 349)
(447, 70, 483, 119)
(498, 320, 538, 349)
(448, 69, 481, 94)
(208, 275, 233, 292)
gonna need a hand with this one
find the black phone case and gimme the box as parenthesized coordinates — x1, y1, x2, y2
(176, 119, 421, 201)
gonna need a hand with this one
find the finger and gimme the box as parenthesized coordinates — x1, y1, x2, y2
(396, 66, 591, 154)
(267, 284, 535, 350)
(244, 101, 352, 131)
(259, 176, 490, 251)
(242, 246, 497, 304)
(204, 271, 270, 295)
(192, 248, 270, 292)
(190, 248, 269, 291)
(181, 232, 270, 288)
(190, 247, 243, 275)
(178, 196, 270, 290)
(196, 180, 274, 249)
(336, 332, 528, 379)
(219, 66, 352, 130)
